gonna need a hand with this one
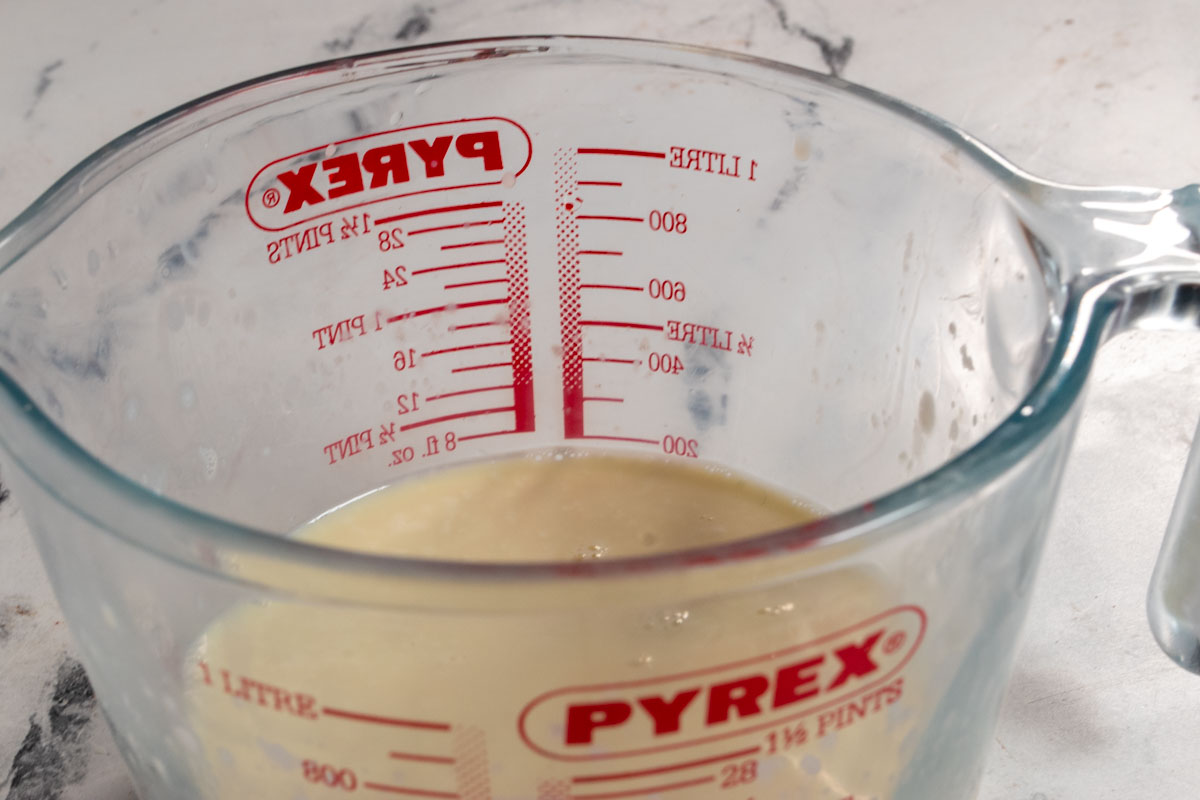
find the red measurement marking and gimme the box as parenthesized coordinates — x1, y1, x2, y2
(449, 320, 506, 332)
(363, 783, 460, 799)
(442, 238, 505, 250)
(375, 201, 502, 225)
(579, 284, 642, 292)
(457, 428, 518, 442)
(321, 707, 449, 731)
(579, 435, 658, 445)
(423, 340, 512, 358)
(582, 357, 638, 365)
(579, 320, 664, 331)
(409, 218, 505, 236)
(426, 384, 513, 402)
(572, 746, 761, 784)
(444, 277, 509, 290)
(582, 396, 624, 403)
(505, 201, 536, 434)
(389, 752, 457, 765)
(398, 406, 514, 433)
(571, 776, 713, 800)
(577, 249, 623, 256)
(577, 215, 644, 223)
(577, 148, 666, 159)
(452, 361, 512, 373)
(411, 258, 506, 276)
(577, 180, 623, 187)
(388, 297, 508, 323)
(557, 150, 583, 439)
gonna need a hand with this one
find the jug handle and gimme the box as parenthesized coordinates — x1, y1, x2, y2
(1152, 415, 1200, 673)
(1018, 181, 1200, 673)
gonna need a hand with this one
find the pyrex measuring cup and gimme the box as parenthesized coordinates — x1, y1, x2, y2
(0, 36, 1198, 800)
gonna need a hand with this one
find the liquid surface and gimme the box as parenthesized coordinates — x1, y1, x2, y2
(302, 453, 821, 561)
(187, 455, 921, 799)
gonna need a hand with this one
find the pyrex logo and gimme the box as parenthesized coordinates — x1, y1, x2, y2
(245, 117, 532, 231)
(518, 606, 925, 761)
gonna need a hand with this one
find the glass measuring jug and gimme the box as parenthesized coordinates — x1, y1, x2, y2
(0, 36, 1198, 799)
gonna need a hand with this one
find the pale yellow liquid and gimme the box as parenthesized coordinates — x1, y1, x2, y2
(301, 454, 822, 561)
(187, 455, 921, 799)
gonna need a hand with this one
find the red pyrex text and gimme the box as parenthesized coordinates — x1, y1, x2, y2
(245, 117, 532, 231)
(518, 605, 926, 761)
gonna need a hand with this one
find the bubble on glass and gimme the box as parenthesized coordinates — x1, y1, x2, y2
(257, 738, 297, 769)
(179, 382, 196, 410)
(663, 610, 690, 626)
(174, 725, 201, 755)
(759, 602, 795, 616)
(101, 604, 120, 629)
(198, 446, 218, 480)
(576, 544, 608, 560)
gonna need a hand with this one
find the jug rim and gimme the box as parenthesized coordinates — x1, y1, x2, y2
(0, 35, 1107, 586)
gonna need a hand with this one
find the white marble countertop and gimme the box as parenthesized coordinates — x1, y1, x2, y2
(2, 1, 1198, 798)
